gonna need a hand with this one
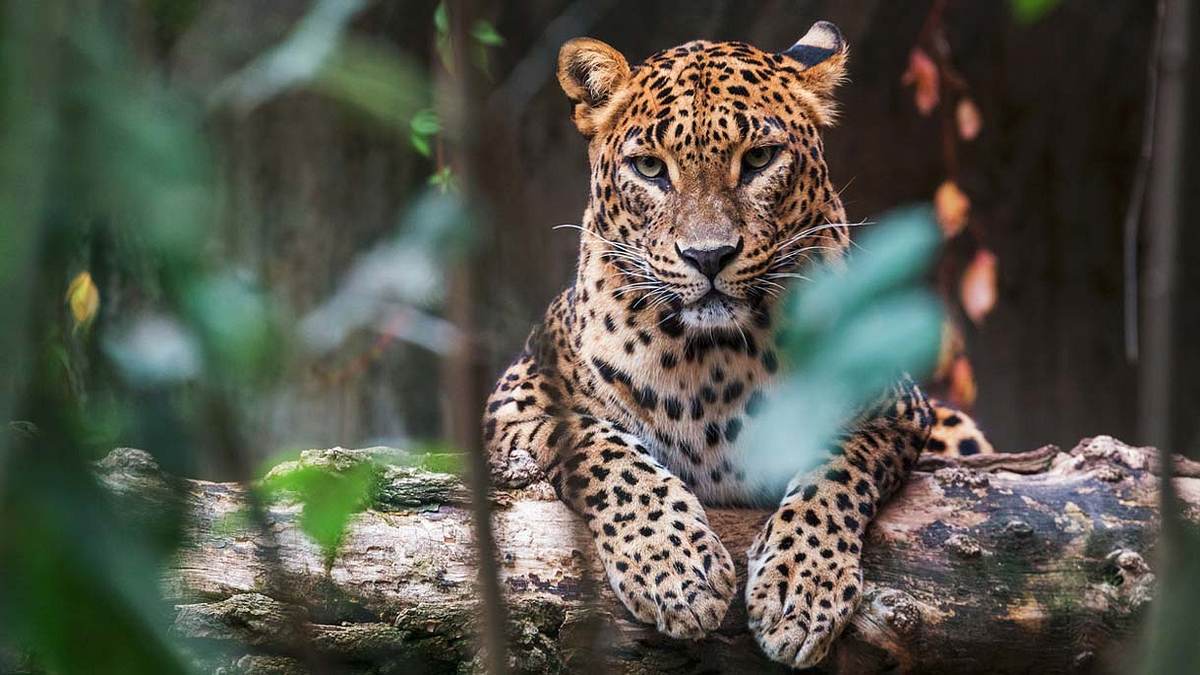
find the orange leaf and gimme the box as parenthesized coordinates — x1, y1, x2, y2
(956, 98, 982, 140)
(66, 271, 100, 331)
(960, 249, 998, 324)
(934, 320, 965, 382)
(948, 355, 977, 409)
(901, 48, 939, 116)
(934, 180, 970, 238)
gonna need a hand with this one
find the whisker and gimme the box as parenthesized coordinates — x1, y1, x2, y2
(765, 272, 812, 282)
(554, 223, 645, 255)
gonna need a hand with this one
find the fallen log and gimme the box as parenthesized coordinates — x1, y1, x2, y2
(95, 436, 1198, 674)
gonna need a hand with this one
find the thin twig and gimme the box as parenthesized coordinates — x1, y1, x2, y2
(1122, 0, 1168, 363)
(445, 2, 508, 672)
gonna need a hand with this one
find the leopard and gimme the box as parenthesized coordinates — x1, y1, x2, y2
(483, 21, 994, 668)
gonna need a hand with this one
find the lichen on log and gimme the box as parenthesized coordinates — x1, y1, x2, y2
(93, 436, 1193, 673)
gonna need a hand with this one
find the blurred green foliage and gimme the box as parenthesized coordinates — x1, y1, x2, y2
(1010, 0, 1063, 24)
(743, 208, 943, 498)
(0, 0, 460, 671)
(264, 462, 379, 568)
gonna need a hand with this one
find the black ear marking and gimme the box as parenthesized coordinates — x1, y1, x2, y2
(782, 21, 845, 67)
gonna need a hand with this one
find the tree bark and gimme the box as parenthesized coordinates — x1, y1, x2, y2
(96, 437, 1198, 674)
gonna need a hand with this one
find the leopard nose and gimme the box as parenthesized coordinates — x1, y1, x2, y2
(676, 238, 743, 279)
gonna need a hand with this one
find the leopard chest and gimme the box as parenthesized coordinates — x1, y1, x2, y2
(578, 311, 779, 504)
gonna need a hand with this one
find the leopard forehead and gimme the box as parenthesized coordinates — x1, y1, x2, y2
(587, 38, 839, 228)
(619, 40, 826, 158)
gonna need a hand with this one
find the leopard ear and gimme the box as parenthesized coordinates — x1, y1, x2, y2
(782, 21, 848, 124)
(558, 37, 631, 137)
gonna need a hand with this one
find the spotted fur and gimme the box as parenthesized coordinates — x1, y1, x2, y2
(483, 21, 991, 668)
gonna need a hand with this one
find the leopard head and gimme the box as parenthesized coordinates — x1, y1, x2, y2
(559, 22, 851, 332)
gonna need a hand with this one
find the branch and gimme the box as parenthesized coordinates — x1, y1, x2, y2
(96, 437, 1189, 674)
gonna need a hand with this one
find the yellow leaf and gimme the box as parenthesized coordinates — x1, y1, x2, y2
(956, 98, 983, 140)
(66, 271, 100, 330)
(960, 249, 998, 324)
(901, 48, 940, 116)
(934, 180, 970, 238)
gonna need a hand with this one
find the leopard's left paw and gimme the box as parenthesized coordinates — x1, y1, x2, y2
(745, 511, 863, 668)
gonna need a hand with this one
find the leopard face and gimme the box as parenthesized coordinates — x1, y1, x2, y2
(559, 24, 851, 332)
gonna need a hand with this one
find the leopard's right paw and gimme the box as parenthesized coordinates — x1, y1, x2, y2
(599, 516, 735, 639)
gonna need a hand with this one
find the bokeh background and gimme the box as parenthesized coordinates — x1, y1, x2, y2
(49, 0, 1186, 467)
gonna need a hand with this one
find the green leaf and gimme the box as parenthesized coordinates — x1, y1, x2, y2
(471, 20, 505, 47)
(409, 108, 441, 136)
(410, 132, 431, 157)
(433, 2, 449, 35)
(1010, 0, 1062, 24)
(427, 165, 457, 193)
(265, 463, 378, 565)
(182, 274, 281, 383)
(740, 205, 944, 495)
(779, 205, 939, 360)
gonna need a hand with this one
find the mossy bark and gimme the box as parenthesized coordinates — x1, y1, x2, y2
(95, 436, 1199, 674)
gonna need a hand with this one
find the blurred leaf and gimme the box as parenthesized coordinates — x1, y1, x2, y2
(409, 109, 440, 157)
(934, 180, 970, 239)
(313, 39, 427, 130)
(433, 2, 449, 35)
(1010, 0, 1062, 24)
(298, 187, 469, 356)
(104, 314, 201, 387)
(3, 450, 189, 674)
(901, 48, 939, 116)
(956, 97, 983, 141)
(960, 249, 998, 324)
(781, 206, 940, 356)
(428, 165, 457, 193)
(806, 291, 943, 392)
(183, 274, 280, 383)
(410, 132, 432, 157)
(410, 108, 441, 136)
(264, 463, 377, 565)
(209, 0, 370, 111)
(434, 3, 453, 72)
(66, 271, 100, 332)
(744, 207, 944, 495)
(471, 20, 505, 47)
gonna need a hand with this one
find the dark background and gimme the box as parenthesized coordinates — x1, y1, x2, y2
(154, 0, 1193, 461)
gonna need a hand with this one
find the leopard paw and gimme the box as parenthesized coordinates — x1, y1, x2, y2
(600, 516, 735, 639)
(746, 516, 863, 667)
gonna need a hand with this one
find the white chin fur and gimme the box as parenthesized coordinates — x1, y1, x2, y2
(678, 297, 747, 330)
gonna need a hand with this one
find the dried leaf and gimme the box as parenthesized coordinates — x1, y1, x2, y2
(948, 355, 977, 408)
(961, 249, 998, 324)
(901, 48, 939, 116)
(956, 98, 982, 140)
(66, 271, 100, 331)
(934, 180, 970, 238)
(934, 319, 965, 382)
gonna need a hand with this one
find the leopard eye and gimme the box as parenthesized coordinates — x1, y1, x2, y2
(632, 156, 666, 180)
(742, 145, 780, 172)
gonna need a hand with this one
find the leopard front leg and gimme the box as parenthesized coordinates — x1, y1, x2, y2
(485, 361, 735, 639)
(745, 384, 932, 667)
(557, 430, 737, 639)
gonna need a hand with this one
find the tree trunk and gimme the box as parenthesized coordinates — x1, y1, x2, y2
(96, 437, 1197, 674)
